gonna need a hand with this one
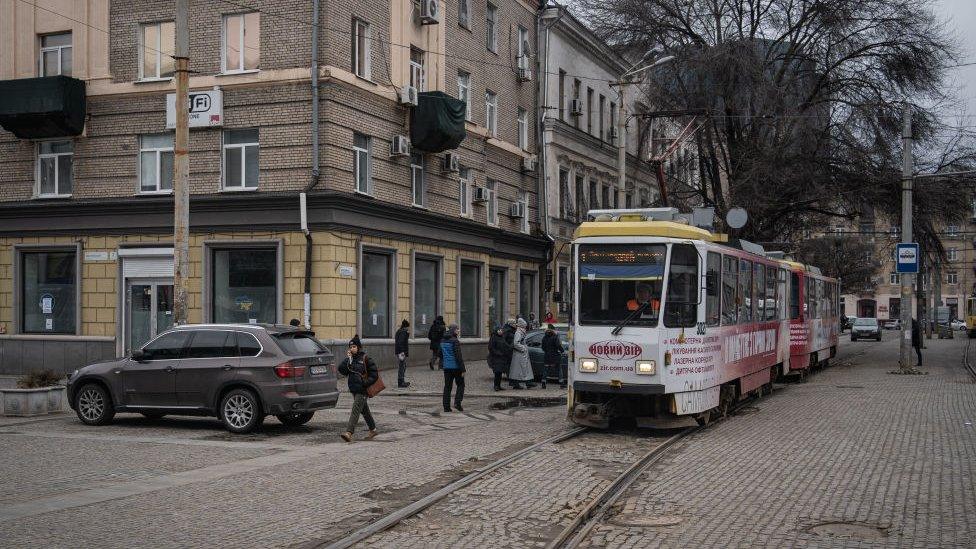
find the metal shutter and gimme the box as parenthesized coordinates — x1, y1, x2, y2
(122, 256, 173, 279)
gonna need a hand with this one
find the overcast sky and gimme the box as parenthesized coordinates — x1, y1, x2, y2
(934, 0, 976, 119)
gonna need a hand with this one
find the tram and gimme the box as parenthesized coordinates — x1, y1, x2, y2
(966, 297, 976, 338)
(567, 208, 840, 428)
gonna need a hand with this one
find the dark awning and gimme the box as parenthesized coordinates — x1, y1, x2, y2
(0, 76, 86, 139)
(409, 91, 466, 153)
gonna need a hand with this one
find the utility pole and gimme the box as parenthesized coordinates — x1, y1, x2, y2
(172, 0, 190, 325)
(898, 102, 914, 372)
(616, 84, 628, 208)
(932, 257, 942, 338)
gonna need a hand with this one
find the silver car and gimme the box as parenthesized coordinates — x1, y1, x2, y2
(851, 318, 882, 341)
(66, 324, 339, 433)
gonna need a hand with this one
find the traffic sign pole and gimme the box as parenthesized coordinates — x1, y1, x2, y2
(899, 104, 914, 372)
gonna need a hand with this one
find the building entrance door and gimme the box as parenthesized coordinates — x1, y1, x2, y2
(125, 279, 174, 353)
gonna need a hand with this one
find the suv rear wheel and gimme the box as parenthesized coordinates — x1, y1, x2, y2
(219, 388, 264, 434)
(276, 411, 315, 426)
(75, 383, 115, 426)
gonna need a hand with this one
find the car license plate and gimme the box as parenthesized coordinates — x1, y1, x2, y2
(310, 365, 329, 375)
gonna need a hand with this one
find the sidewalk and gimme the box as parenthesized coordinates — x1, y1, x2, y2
(389, 359, 566, 399)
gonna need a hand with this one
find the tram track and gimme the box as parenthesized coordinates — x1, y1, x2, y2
(963, 338, 976, 380)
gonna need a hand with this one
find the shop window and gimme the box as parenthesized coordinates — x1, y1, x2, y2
(459, 262, 482, 337)
(361, 250, 393, 338)
(414, 256, 440, 338)
(20, 249, 77, 334)
(519, 271, 536, 320)
(212, 248, 278, 324)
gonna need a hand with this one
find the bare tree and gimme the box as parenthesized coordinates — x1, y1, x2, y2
(575, 0, 976, 253)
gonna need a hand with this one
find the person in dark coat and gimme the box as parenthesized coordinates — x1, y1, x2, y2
(911, 318, 922, 366)
(487, 324, 512, 391)
(503, 319, 517, 388)
(541, 324, 563, 390)
(394, 319, 411, 388)
(428, 316, 446, 370)
(337, 335, 379, 442)
(440, 324, 466, 412)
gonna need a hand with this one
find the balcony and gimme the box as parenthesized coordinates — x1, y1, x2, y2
(0, 76, 86, 139)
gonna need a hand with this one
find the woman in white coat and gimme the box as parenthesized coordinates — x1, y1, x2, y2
(509, 318, 535, 389)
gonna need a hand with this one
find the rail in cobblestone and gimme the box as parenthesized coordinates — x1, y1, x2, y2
(964, 339, 976, 380)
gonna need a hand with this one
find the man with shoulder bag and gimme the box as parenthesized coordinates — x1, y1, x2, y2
(337, 335, 383, 442)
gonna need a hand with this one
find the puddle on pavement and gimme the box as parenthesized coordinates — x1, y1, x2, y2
(805, 521, 888, 540)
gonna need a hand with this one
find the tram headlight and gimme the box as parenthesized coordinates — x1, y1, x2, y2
(579, 358, 598, 373)
(635, 360, 656, 375)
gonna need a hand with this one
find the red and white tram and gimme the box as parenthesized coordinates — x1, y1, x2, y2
(568, 209, 839, 428)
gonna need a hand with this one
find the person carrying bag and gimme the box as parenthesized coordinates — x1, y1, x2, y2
(337, 335, 381, 442)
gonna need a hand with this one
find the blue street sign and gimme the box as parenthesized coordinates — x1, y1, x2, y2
(896, 243, 919, 274)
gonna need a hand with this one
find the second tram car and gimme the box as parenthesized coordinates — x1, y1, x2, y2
(568, 209, 839, 428)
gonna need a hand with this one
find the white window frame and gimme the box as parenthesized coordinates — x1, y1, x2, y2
(457, 71, 472, 121)
(139, 134, 174, 194)
(517, 107, 528, 150)
(889, 272, 900, 285)
(39, 32, 71, 77)
(459, 0, 471, 29)
(221, 13, 260, 74)
(518, 190, 529, 233)
(222, 129, 259, 190)
(486, 90, 497, 137)
(948, 247, 958, 261)
(486, 2, 497, 53)
(35, 141, 73, 198)
(352, 18, 372, 80)
(411, 153, 426, 208)
(410, 48, 426, 91)
(947, 225, 960, 237)
(459, 167, 472, 217)
(139, 22, 174, 81)
(948, 272, 959, 285)
(486, 179, 498, 226)
(353, 133, 371, 195)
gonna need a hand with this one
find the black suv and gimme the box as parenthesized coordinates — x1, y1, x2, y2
(66, 324, 338, 433)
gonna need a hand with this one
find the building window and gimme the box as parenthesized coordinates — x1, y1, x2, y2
(489, 268, 506, 328)
(353, 133, 371, 194)
(519, 271, 537, 320)
(601, 185, 610, 209)
(557, 265, 569, 313)
(459, 262, 482, 337)
(948, 272, 959, 285)
(410, 47, 425, 91)
(575, 174, 586, 221)
(517, 107, 528, 150)
(140, 134, 174, 193)
(411, 153, 426, 207)
(459, 166, 472, 216)
(352, 18, 371, 79)
(361, 250, 393, 338)
(609, 102, 617, 142)
(558, 69, 566, 121)
(140, 23, 174, 80)
(37, 141, 73, 197)
(558, 168, 571, 219)
(486, 2, 497, 52)
(212, 248, 277, 324)
(486, 179, 498, 226)
(625, 192, 633, 209)
(572, 79, 581, 128)
(457, 71, 471, 121)
(414, 256, 440, 337)
(889, 272, 900, 285)
(459, 0, 471, 29)
(519, 191, 529, 233)
(589, 180, 598, 209)
(222, 12, 260, 73)
(485, 90, 497, 136)
(948, 247, 958, 261)
(639, 188, 649, 207)
(586, 87, 594, 134)
(947, 225, 960, 237)
(39, 32, 72, 76)
(20, 249, 77, 334)
(223, 129, 259, 189)
(598, 95, 606, 140)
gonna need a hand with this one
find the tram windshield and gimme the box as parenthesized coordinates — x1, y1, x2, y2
(577, 244, 666, 327)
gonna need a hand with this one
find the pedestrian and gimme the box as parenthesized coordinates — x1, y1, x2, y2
(427, 316, 446, 370)
(487, 324, 511, 391)
(337, 335, 378, 442)
(395, 319, 411, 388)
(541, 324, 563, 390)
(440, 324, 465, 412)
(289, 318, 302, 327)
(912, 317, 922, 367)
(509, 318, 535, 389)
(528, 313, 539, 330)
(544, 310, 555, 325)
(503, 318, 517, 388)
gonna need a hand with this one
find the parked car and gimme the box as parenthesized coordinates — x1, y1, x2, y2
(850, 317, 882, 341)
(951, 319, 967, 331)
(66, 324, 339, 433)
(842, 316, 858, 332)
(524, 327, 569, 381)
(882, 319, 901, 330)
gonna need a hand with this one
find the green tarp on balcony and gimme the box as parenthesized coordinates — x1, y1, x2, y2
(0, 76, 86, 139)
(410, 91, 466, 153)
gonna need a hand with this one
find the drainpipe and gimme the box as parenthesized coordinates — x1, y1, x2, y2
(301, 0, 321, 329)
(537, 3, 562, 319)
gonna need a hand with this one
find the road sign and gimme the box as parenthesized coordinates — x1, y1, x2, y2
(896, 243, 919, 273)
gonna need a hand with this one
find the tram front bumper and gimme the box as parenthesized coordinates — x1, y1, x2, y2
(573, 381, 666, 395)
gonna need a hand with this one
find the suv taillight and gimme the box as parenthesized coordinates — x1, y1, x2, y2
(274, 361, 307, 378)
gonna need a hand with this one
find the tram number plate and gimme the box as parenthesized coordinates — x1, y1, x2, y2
(696, 322, 706, 335)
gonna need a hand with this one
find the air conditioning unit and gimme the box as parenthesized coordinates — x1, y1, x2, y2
(418, 0, 440, 25)
(517, 56, 532, 82)
(443, 152, 460, 173)
(608, 127, 619, 142)
(390, 135, 410, 157)
(521, 155, 537, 173)
(509, 202, 526, 218)
(399, 85, 419, 106)
(472, 186, 488, 203)
(570, 98, 584, 116)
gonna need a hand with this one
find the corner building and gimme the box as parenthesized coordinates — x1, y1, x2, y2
(0, 0, 546, 373)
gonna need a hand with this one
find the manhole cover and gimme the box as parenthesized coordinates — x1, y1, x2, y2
(609, 515, 682, 527)
(805, 521, 887, 540)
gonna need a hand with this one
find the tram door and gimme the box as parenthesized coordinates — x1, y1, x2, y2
(125, 280, 174, 353)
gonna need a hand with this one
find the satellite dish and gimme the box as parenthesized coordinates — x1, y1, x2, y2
(726, 207, 748, 229)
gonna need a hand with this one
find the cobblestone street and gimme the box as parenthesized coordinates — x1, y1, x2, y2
(0, 336, 974, 548)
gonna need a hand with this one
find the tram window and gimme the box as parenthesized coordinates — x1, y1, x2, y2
(790, 273, 800, 319)
(753, 263, 764, 322)
(765, 266, 777, 321)
(739, 259, 752, 323)
(817, 279, 825, 318)
(577, 243, 666, 327)
(664, 245, 699, 327)
(705, 252, 721, 327)
(721, 256, 737, 325)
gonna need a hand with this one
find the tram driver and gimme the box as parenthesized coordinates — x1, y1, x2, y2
(626, 282, 660, 318)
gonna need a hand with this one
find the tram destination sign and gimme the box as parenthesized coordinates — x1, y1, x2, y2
(896, 243, 920, 274)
